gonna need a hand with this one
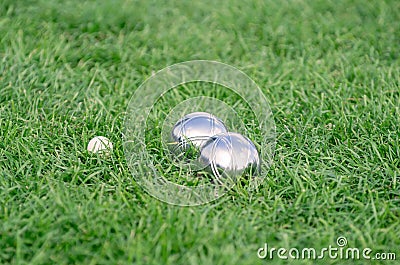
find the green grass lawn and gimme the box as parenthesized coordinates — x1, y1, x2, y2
(1, 0, 399, 264)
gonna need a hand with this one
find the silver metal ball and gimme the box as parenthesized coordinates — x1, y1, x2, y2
(199, 132, 260, 181)
(171, 112, 228, 151)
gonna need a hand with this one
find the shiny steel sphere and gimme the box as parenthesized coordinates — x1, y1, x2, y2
(199, 132, 260, 181)
(171, 112, 228, 152)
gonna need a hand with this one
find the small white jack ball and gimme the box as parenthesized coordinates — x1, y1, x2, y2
(87, 136, 113, 154)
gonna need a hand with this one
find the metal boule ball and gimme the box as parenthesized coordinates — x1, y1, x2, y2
(170, 112, 228, 155)
(199, 132, 260, 183)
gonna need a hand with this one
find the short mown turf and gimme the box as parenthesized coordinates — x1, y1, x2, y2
(0, 0, 399, 264)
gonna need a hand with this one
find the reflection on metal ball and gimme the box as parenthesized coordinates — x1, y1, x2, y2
(171, 112, 228, 152)
(199, 132, 260, 181)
